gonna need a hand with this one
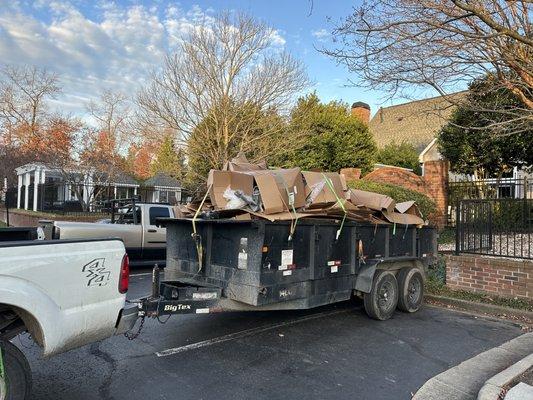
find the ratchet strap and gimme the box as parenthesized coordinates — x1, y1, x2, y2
(322, 173, 347, 240)
(192, 185, 211, 273)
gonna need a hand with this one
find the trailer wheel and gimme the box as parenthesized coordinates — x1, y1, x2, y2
(0, 340, 32, 400)
(397, 268, 424, 313)
(364, 270, 399, 321)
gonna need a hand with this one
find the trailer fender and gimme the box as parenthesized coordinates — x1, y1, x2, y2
(354, 261, 380, 293)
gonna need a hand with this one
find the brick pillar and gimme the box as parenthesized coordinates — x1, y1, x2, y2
(423, 160, 449, 227)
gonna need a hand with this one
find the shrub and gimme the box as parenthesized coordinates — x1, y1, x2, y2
(376, 141, 421, 174)
(348, 179, 436, 218)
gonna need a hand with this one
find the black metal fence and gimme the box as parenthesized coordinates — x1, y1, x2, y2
(448, 177, 533, 226)
(455, 198, 533, 259)
(3, 182, 190, 218)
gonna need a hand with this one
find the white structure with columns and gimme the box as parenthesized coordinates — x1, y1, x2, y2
(14, 162, 140, 212)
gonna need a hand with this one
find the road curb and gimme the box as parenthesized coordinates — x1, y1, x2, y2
(478, 353, 533, 400)
(413, 332, 533, 400)
(425, 294, 533, 320)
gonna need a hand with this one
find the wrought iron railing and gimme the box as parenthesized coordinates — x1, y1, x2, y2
(455, 198, 532, 259)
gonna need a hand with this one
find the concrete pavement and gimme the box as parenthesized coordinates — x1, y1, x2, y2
(18, 272, 525, 400)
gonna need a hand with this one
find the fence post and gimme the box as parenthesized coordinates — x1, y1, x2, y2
(488, 201, 492, 250)
(5, 190, 9, 227)
(455, 200, 461, 255)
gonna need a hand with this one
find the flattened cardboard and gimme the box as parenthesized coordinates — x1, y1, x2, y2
(253, 173, 286, 214)
(271, 168, 306, 209)
(346, 189, 395, 213)
(395, 200, 423, 217)
(382, 211, 424, 226)
(207, 170, 254, 209)
(223, 153, 267, 172)
(302, 171, 344, 208)
(246, 210, 315, 221)
(242, 168, 306, 214)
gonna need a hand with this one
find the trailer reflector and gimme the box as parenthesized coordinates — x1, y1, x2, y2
(196, 308, 210, 314)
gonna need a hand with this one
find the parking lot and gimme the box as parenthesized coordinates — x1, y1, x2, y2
(19, 272, 523, 400)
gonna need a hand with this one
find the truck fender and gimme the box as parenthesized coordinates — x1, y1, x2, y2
(354, 260, 381, 293)
(0, 276, 61, 352)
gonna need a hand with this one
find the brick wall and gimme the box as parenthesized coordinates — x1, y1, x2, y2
(0, 208, 105, 227)
(445, 254, 533, 300)
(363, 167, 430, 195)
(362, 161, 449, 227)
(423, 160, 449, 227)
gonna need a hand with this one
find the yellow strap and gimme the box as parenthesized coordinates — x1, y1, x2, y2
(192, 185, 211, 273)
(322, 173, 347, 240)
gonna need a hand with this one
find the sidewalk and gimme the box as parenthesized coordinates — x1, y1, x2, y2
(413, 332, 533, 400)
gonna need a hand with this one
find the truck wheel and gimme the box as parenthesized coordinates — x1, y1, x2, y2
(364, 270, 399, 321)
(397, 267, 424, 313)
(0, 340, 32, 400)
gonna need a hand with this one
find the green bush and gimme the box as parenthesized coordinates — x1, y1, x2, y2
(376, 142, 422, 174)
(348, 179, 436, 218)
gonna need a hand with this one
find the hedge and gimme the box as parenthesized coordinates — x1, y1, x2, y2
(348, 180, 436, 219)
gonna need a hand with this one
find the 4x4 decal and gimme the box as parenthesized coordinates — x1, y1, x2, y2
(82, 258, 110, 287)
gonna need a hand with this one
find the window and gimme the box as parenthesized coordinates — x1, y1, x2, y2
(115, 205, 142, 225)
(149, 207, 170, 226)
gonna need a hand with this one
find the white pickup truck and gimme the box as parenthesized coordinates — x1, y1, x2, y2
(42, 200, 175, 267)
(0, 237, 138, 400)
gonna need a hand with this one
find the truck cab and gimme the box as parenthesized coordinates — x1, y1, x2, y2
(110, 200, 173, 263)
(43, 199, 175, 267)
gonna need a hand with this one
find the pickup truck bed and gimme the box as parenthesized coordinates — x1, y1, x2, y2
(0, 237, 137, 400)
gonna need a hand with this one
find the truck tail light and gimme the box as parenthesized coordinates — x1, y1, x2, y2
(119, 254, 130, 294)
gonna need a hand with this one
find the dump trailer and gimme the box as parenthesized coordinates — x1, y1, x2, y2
(136, 218, 438, 321)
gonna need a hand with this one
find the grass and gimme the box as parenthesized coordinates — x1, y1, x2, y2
(0, 220, 6, 227)
(426, 256, 533, 311)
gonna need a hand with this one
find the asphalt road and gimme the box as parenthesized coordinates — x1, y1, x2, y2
(18, 271, 524, 400)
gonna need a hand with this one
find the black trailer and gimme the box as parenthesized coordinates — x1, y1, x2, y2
(138, 218, 438, 321)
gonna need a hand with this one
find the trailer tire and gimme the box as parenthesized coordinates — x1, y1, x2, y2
(397, 268, 424, 313)
(364, 270, 399, 321)
(0, 340, 32, 400)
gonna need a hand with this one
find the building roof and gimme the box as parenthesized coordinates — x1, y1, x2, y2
(144, 173, 181, 188)
(369, 92, 466, 152)
(111, 172, 138, 186)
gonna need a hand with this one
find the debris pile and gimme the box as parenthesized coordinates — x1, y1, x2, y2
(176, 154, 427, 227)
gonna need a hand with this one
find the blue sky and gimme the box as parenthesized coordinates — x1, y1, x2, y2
(0, 0, 421, 120)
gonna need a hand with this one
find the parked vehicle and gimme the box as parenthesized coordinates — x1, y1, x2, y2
(41, 199, 176, 267)
(135, 218, 438, 323)
(0, 237, 137, 400)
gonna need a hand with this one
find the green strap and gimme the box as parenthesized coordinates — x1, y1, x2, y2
(274, 172, 299, 241)
(321, 173, 347, 240)
(0, 346, 4, 379)
(192, 185, 211, 273)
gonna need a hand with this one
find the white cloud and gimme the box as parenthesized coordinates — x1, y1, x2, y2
(311, 28, 330, 42)
(270, 29, 286, 46)
(0, 2, 231, 119)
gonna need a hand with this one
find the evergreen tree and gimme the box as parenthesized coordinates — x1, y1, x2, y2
(278, 93, 377, 173)
(151, 135, 185, 179)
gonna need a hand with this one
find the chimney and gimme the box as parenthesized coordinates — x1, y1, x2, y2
(351, 101, 370, 125)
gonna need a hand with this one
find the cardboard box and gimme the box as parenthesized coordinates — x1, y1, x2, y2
(223, 153, 267, 172)
(302, 171, 344, 208)
(382, 211, 424, 226)
(206, 170, 254, 209)
(239, 168, 306, 214)
(346, 189, 395, 213)
(395, 201, 423, 217)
